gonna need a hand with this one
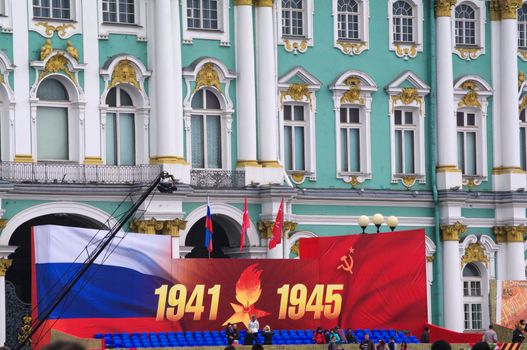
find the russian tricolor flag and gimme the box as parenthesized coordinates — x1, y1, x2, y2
(204, 198, 213, 253)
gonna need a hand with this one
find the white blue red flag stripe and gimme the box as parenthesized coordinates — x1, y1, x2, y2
(204, 198, 213, 253)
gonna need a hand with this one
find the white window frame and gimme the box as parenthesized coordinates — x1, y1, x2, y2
(462, 264, 484, 331)
(105, 86, 137, 165)
(387, 0, 423, 59)
(100, 55, 151, 165)
(453, 76, 492, 184)
(28, 0, 82, 38)
(278, 66, 320, 181)
(182, 0, 230, 46)
(386, 71, 429, 186)
(276, 0, 314, 53)
(282, 103, 309, 172)
(393, 108, 419, 175)
(456, 109, 481, 176)
(98, 0, 147, 41)
(0, 0, 13, 33)
(330, 70, 377, 183)
(182, 58, 236, 169)
(332, 0, 369, 55)
(451, 0, 485, 60)
(520, 109, 527, 171)
(518, 1, 527, 60)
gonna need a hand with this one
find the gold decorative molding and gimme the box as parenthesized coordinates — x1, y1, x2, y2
(436, 165, 460, 173)
(283, 221, 298, 233)
(520, 95, 527, 112)
(336, 41, 367, 55)
(194, 62, 221, 92)
(455, 47, 482, 61)
(83, 157, 103, 165)
(440, 221, 466, 241)
(400, 175, 417, 188)
(290, 240, 300, 256)
(66, 41, 79, 62)
(519, 50, 527, 61)
(458, 80, 481, 108)
(340, 77, 364, 105)
(490, 0, 501, 21)
(257, 220, 297, 239)
(39, 52, 76, 84)
(150, 156, 189, 165)
(494, 225, 527, 243)
(0, 258, 12, 276)
(463, 177, 482, 188)
(255, 0, 273, 6)
(164, 219, 187, 237)
(260, 160, 282, 168)
(110, 59, 140, 90)
(435, 0, 457, 17)
(0, 219, 9, 229)
(130, 218, 165, 235)
(392, 88, 423, 113)
(426, 255, 435, 263)
(499, 0, 522, 20)
(290, 172, 306, 184)
(284, 38, 308, 54)
(492, 166, 525, 175)
(236, 160, 261, 167)
(40, 39, 52, 61)
(461, 243, 488, 267)
(519, 71, 525, 89)
(344, 175, 363, 189)
(14, 155, 34, 163)
(35, 22, 76, 38)
(234, 0, 253, 5)
(18, 315, 32, 345)
(394, 44, 417, 59)
(280, 83, 313, 110)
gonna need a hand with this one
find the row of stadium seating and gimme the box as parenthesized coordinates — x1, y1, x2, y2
(95, 329, 420, 348)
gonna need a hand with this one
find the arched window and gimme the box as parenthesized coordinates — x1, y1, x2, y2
(463, 263, 483, 330)
(518, 3, 527, 49)
(455, 4, 477, 46)
(392, 0, 414, 43)
(36, 78, 70, 161)
(337, 0, 360, 41)
(105, 86, 136, 165)
(521, 108, 527, 170)
(282, 0, 305, 37)
(190, 89, 222, 169)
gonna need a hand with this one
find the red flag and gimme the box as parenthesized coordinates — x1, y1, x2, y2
(240, 198, 249, 251)
(269, 198, 284, 250)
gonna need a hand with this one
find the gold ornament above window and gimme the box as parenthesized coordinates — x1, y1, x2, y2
(458, 80, 481, 108)
(40, 52, 76, 84)
(35, 21, 76, 38)
(66, 41, 79, 62)
(110, 59, 140, 90)
(340, 77, 364, 105)
(461, 243, 488, 267)
(391, 88, 423, 113)
(194, 63, 221, 92)
(280, 83, 313, 109)
(40, 39, 53, 61)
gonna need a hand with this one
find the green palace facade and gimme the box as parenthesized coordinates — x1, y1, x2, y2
(1, 0, 527, 343)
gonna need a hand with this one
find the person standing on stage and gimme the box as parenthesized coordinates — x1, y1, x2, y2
(512, 322, 525, 343)
(359, 334, 375, 350)
(262, 325, 273, 345)
(226, 323, 235, 345)
(482, 325, 498, 344)
(246, 315, 260, 345)
(420, 327, 430, 343)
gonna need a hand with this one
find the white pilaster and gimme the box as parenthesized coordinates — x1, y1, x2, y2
(234, 0, 259, 169)
(442, 240, 464, 331)
(494, 2, 526, 190)
(0, 274, 5, 346)
(435, 3, 462, 189)
(82, 0, 102, 164)
(490, 13, 502, 182)
(12, 0, 32, 162)
(508, 241, 525, 280)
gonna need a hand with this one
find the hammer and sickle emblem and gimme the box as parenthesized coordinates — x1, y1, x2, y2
(337, 247, 355, 275)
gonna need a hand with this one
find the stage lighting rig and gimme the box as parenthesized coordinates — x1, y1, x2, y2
(157, 171, 178, 193)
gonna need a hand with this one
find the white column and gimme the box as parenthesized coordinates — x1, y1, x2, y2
(508, 241, 525, 280)
(441, 224, 464, 332)
(426, 259, 433, 323)
(82, 0, 102, 164)
(152, 0, 189, 180)
(435, 1, 462, 190)
(0, 258, 12, 346)
(490, 7, 502, 182)
(495, 2, 526, 190)
(234, 0, 259, 168)
(12, 0, 32, 162)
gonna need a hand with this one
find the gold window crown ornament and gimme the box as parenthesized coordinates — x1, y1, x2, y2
(280, 83, 313, 109)
(458, 80, 481, 108)
(39, 52, 76, 84)
(40, 39, 53, 61)
(66, 41, 79, 62)
(110, 59, 140, 90)
(194, 62, 222, 92)
(391, 87, 423, 113)
(461, 243, 488, 267)
(340, 77, 364, 105)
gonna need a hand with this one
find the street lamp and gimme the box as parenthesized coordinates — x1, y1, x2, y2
(357, 215, 370, 234)
(372, 213, 384, 233)
(387, 216, 399, 232)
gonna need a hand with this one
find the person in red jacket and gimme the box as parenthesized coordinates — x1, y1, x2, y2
(314, 327, 326, 344)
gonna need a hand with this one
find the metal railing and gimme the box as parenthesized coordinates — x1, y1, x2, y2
(190, 169, 245, 189)
(0, 162, 162, 184)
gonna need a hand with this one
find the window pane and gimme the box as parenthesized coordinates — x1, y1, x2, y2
(38, 79, 69, 101)
(340, 128, 348, 172)
(340, 108, 348, 123)
(119, 113, 135, 165)
(404, 130, 415, 173)
(206, 115, 221, 168)
(284, 125, 293, 170)
(294, 105, 304, 121)
(349, 128, 360, 172)
(395, 110, 402, 125)
(191, 115, 204, 168)
(294, 126, 305, 170)
(191, 90, 204, 109)
(119, 89, 133, 107)
(37, 107, 68, 160)
(105, 113, 117, 165)
(349, 108, 360, 123)
(457, 112, 464, 126)
(284, 105, 292, 121)
(466, 132, 477, 175)
(106, 87, 117, 107)
(405, 111, 413, 124)
(457, 132, 465, 173)
(395, 130, 403, 173)
(467, 113, 475, 126)
(206, 90, 220, 110)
